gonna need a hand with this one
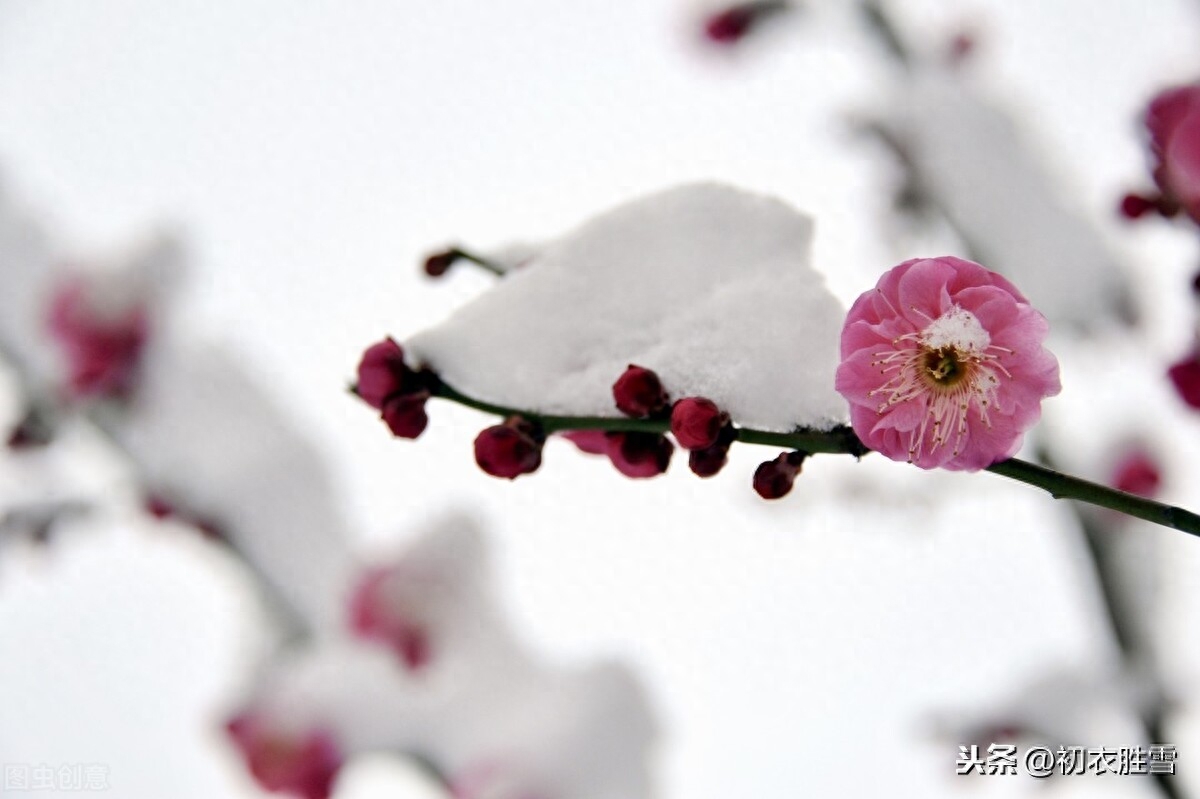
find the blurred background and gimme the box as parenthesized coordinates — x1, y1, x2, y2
(2, 1, 1200, 797)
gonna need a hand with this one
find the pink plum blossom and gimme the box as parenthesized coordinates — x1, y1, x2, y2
(836, 256, 1060, 471)
(1146, 83, 1200, 224)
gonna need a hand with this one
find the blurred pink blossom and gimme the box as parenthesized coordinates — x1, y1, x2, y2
(225, 710, 342, 799)
(836, 256, 1060, 470)
(1111, 448, 1163, 499)
(1146, 82, 1200, 224)
(46, 278, 148, 400)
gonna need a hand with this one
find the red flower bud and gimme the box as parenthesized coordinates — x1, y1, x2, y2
(1111, 449, 1163, 499)
(382, 392, 430, 439)
(670, 397, 728, 450)
(1168, 353, 1200, 409)
(752, 451, 807, 499)
(689, 445, 729, 478)
(423, 248, 461, 278)
(612, 364, 669, 418)
(356, 337, 409, 409)
(1120, 192, 1160, 220)
(703, 1, 788, 45)
(474, 417, 543, 479)
(605, 432, 674, 478)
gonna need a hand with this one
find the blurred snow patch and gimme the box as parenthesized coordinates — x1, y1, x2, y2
(881, 71, 1133, 330)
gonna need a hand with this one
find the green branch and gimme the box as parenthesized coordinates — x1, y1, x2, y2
(430, 380, 1200, 540)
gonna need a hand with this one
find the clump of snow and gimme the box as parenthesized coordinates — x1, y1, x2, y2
(407, 183, 848, 432)
(881, 71, 1133, 329)
(919, 306, 990, 353)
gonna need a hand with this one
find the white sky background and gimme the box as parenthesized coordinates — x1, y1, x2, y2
(1, 1, 1200, 797)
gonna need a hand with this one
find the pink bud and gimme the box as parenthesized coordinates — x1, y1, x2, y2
(1112, 449, 1163, 499)
(474, 417, 543, 479)
(382, 392, 430, 439)
(1108, 448, 1156, 499)
(225, 711, 342, 799)
(1168, 353, 1200, 409)
(605, 432, 674, 478)
(423, 248, 461, 278)
(752, 451, 806, 499)
(670, 397, 728, 450)
(612, 365, 669, 418)
(355, 337, 409, 410)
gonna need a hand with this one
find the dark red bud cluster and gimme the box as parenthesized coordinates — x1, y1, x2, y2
(670, 396, 735, 478)
(753, 451, 808, 499)
(475, 416, 544, 479)
(688, 423, 737, 478)
(355, 338, 435, 439)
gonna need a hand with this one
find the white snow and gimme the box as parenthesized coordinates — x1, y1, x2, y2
(407, 183, 849, 432)
(882, 70, 1133, 330)
(919, 306, 990, 353)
